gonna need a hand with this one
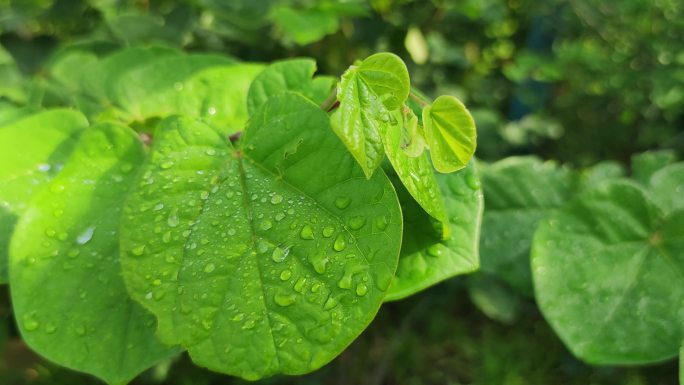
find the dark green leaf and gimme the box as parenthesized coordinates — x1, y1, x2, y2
(631, 150, 677, 184)
(649, 163, 684, 214)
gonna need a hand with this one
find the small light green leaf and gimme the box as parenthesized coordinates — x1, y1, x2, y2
(333, 53, 410, 178)
(247, 58, 335, 114)
(631, 150, 677, 184)
(386, 161, 482, 301)
(9, 123, 178, 384)
(380, 109, 447, 232)
(120, 93, 401, 380)
(532, 180, 684, 364)
(648, 163, 684, 214)
(0, 109, 88, 283)
(479, 156, 578, 296)
(580, 160, 625, 190)
(423, 95, 476, 173)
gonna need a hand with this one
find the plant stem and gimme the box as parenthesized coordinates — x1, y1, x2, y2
(409, 91, 429, 107)
(320, 88, 339, 112)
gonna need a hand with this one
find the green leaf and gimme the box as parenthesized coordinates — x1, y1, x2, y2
(247, 58, 335, 115)
(332, 53, 410, 178)
(9, 123, 178, 384)
(0, 109, 88, 283)
(580, 160, 625, 190)
(479, 156, 578, 296)
(120, 93, 402, 380)
(422, 95, 476, 173)
(631, 150, 677, 184)
(380, 109, 447, 231)
(648, 163, 684, 214)
(680, 344, 683, 385)
(467, 274, 521, 324)
(386, 161, 482, 301)
(532, 180, 684, 364)
(270, 6, 339, 45)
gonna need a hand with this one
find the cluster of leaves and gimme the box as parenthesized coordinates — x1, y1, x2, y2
(472, 151, 684, 374)
(0, 46, 479, 384)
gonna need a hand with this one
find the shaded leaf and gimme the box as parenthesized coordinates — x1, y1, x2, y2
(649, 163, 684, 214)
(479, 156, 578, 296)
(631, 150, 677, 184)
(9, 123, 178, 384)
(386, 161, 482, 301)
(532, 180, 684, 364)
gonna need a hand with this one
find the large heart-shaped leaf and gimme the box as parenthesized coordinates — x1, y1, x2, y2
(0, 109, 88, 283)
(9, 122, 178, 384)
(479, 156, 578, 296)
(532, 180, 684, 364)
(422, 95, 476, 173)
(332, 53, 410, 178)
(120, 93, 402, 379)
(386, 161, 482, 301)
(247, 58, 335, 114)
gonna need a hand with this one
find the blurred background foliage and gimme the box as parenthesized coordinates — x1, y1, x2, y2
(0, 0, 681, 384)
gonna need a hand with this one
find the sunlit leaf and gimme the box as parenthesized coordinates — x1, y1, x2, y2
(422, 95, 476, 173)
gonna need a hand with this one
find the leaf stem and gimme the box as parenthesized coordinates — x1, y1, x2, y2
(320, 88, 339, 112)
(409, 91, 429, 107)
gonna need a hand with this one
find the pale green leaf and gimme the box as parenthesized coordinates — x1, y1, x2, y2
(423, 95, 476, 173)
(0, 109, 88, 283)
(380, 109, 447, 231)
(120, 93, 401, 380)
(386, 161, 482, 301)
(247, 58, 335, 114)
(333, 53, 410, 178)
(532, 180, 684, 364)
(9, 123, 178, 384)
(479, 156, 578, 296)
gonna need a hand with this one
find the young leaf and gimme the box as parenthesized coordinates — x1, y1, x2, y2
(479, 156, 578, 296)
(332, 53, 410, 178)
(422, 95, 476, 173)
(385, 161, 482, 301)
(532, 180, 684, 364)
(380, 109, 447, 233)
(9, 123, 178, 385)
(247, 58, 335, 114)
(0, 109, 88, 283)
(120, 93, 402, 380)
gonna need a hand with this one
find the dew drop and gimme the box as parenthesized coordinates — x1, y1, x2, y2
(347, 216, 366, 230)
(294, 277, 306, 293)
(205, 148, 217, 156)
(45, 229, 56, 238)
(204, 263, 216, 273)
(167, 209, 180, 227)
(275, 212, 286, 221)
(242, 319, 257, 330)
(272, 247, 288, 262)
(356, 283, 368, 296)
(76, 226, 95, 245)
(131, 245, 146, 256)
(300, 225, 314, 240)
(333, 234, 346, 251)
(322, 226, 334, 238)
(75, 325, 87, 336)
(427, 244, 443, 257)
(153, 279, 162, 286)
(153, 202, 164, 211)
(271, 195, 283, 204)
(374, 215, 389, 231)
(334, 197, 351, 209)
(162, 232, 172, 243)
(465, 173, 481, 190)
(160, 161, 174, 169)
(274, 292, 296, 307)
(323, 296, 338, 310)
(22, 314, 39, 331)
(260, 220, 273, 231)
(45, 322, 58, 334)
(279, 269, 292, 281)
(53, 209, 64, 218)
(308, 251, 328, 274)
